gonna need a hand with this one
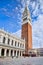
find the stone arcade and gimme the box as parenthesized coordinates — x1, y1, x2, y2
(0, 29, 25, 57)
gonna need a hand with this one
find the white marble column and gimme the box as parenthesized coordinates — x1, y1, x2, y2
(19, 51, 20, 57)
(16, 50, 17, 57)
(5, 37, 8, 45)
(21, 51, 22, 56)
(14, 50, 16, 57)
(4, 49, 7, 57)
(0, 48, 1, 56)
(13, 50, 14, 56)
(1, 36, 3, 43)
(10, 38, 12, 46)
(9, 50, 11, 56)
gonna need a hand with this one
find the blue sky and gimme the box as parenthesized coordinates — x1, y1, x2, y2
(0, 0, 43, 48)
(0, 0, 22, 32)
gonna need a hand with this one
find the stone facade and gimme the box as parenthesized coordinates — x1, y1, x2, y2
(28, 48, 43, 56)
(0, 29, 25, 57)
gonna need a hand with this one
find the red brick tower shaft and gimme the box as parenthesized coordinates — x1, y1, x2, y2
(21, 23, 32, 53)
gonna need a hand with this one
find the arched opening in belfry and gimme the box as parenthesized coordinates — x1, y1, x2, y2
(1, 49, 5, 56)
(6, 49, 9, 56)
(11, 50, 13, 56)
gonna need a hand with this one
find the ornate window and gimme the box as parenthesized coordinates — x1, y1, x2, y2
(11, 40, 13, 45)
(3, 37, 6, 43)
(15, 41, 17, 46)
(18, 42, 19, 47)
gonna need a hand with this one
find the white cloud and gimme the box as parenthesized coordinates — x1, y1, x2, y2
(8, 22, 15, 28)
(21, 0, 30, 7)
(32, 15, 43, 48)
(1, 8, 7, 12)
(20, 7, 24, 14)
(39, 0, 43, 13)
(15, 7, 18, 10)
(14, 29, 21, 37)
(32, 3, 39, 16)
(21, 0, 25, 7)
(26, 0, 30, 6)
(0, 8, 13, 17)
(40, 0, 43, 9)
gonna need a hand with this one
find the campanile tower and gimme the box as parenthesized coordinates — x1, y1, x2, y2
(21, 4, 32, 54)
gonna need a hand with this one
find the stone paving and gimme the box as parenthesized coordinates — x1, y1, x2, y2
(0, 57, 43, 65)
